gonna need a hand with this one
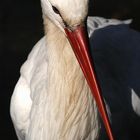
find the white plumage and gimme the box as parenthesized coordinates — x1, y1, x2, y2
(10, 0, 100, 139)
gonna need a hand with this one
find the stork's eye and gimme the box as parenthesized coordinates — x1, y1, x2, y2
(52, 6, 60, 15)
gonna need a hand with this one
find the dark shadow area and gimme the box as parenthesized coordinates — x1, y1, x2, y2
(0, 0, 43, 139)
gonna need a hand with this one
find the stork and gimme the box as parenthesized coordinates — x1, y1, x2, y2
(10, 0, 113, 140)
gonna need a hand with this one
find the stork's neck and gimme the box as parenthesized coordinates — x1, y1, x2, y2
(44, 18, 82, 80)
(44, 18, 89, 108)
(44, 19, 70, 56)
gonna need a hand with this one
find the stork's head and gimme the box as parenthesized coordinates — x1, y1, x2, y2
(41, 0, 89, 31)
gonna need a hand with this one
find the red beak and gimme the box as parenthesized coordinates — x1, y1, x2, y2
(65, 25, 114, 140)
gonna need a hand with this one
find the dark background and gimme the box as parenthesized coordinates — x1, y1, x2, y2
(0, 0, 140, 139)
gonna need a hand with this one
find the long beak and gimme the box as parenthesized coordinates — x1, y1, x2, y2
(65, 25, 114, 140)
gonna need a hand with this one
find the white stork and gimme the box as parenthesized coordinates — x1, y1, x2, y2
(10, 0, 101, 139)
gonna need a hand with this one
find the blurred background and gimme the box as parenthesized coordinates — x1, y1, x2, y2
(0, 0, 140, 139)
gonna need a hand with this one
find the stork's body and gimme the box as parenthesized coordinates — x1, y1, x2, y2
(10, 0, 140, 138)
(10, 3, 100, 138)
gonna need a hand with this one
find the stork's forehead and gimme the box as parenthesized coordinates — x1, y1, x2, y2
(41, 0, 89, 26)
(50, 0, 88, 8)
(53, 0, 89, 24)
(53, 0, 88, 13)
